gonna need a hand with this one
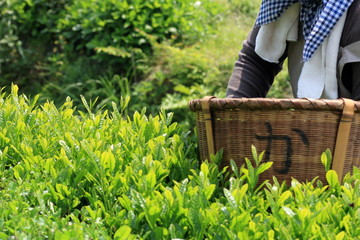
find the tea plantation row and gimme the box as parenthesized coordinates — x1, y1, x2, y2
(0, 86, 359, 239)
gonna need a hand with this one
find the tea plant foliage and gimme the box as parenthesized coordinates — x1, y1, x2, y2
(0, 0, 223, 101)
(1, 86, 360, 239)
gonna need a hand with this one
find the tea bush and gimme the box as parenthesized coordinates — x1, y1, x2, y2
(0, 0, 224, 97)
(57, 0, 222, 54)
(228, 0, 261, 18)
(0, 0, 68, 87)
(1, 86, 360, 239)
(131, 41, 225, 127)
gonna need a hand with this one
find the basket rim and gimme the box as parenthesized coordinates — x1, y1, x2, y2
(188, 97, 360, 112)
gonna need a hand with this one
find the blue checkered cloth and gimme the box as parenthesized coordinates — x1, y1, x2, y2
(255, 0, 354, 61)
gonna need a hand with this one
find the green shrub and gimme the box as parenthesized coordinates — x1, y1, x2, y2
(0, 85, 200, 238)
(1, 86, 360, 239)
(0, 0, 68, 89)
(131, 41, 224, 112)
(58, 0, 223, 54)
(228, 0, 261, 18)
(0, 0, 224, 96)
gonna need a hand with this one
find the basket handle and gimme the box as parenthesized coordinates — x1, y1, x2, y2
(332, 98, 355, 181)
(201, 96, 216, 162)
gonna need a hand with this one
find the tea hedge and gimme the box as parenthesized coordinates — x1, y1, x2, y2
(0, 0, 223, 95)
(1, 86, 360, 239)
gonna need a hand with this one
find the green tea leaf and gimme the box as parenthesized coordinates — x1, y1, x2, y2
(335, 231, 346, 240)
(278, 191, 292, 206)
(232, 183, 248, 203)
(114, 225, 132, 240)
(256, 162, 273, 175)
(200, 162, 209, 177)
(282, 206, 295, 217)
(251, 145, 258, 165)
(326, 170, 339, 188)
(146, 170, 157, 189)
(224, 188, 237, 209)
(204, 184, 216, 200)
(321, 149, 332, 172)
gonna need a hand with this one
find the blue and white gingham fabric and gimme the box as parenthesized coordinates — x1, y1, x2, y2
(255, 0, 354, 61)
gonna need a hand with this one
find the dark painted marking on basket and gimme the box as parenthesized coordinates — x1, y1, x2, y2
(291, 128, 309, 146)
(255, 122, 309, 174)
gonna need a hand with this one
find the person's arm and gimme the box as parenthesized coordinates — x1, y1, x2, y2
(226, 26, 287, 98)
(339, 0, 360, 100)
(352, 63, 360, 100)
(340, 61, 360, 100)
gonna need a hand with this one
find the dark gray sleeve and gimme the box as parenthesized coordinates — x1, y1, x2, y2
(341, 62, 360, 100)
(226, 26, 287, 98)
(351, 63, 360, 100)
(339, 0, 360, 100)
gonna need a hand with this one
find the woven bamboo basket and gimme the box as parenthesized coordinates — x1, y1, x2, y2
(189, 97, 360, 183)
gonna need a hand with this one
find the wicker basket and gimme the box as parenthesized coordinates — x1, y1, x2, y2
(189, 97, 360, 183)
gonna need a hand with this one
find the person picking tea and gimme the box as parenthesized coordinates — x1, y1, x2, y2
(226, 0, 360, 100)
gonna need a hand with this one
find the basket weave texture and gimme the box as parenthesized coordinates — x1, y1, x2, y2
(189, 97, 360, 183)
